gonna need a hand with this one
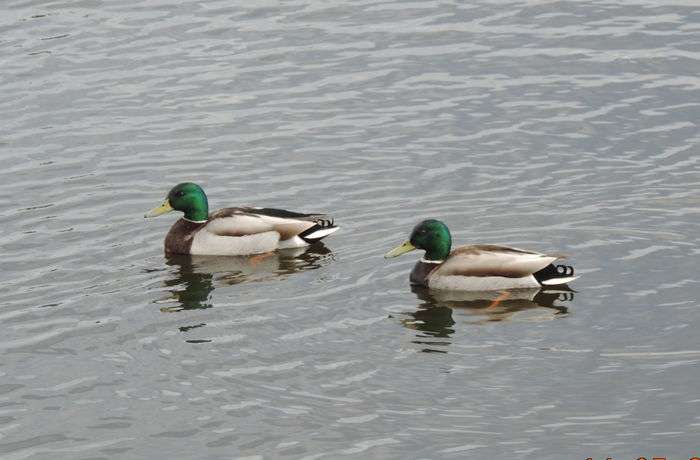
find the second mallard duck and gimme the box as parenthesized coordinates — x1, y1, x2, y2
(145, 183, 339, 255)
(385, 219, 577, 291)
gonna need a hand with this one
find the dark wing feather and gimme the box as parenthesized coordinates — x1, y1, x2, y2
(210, 207, 328, 222)
(206, 207, 337, 242)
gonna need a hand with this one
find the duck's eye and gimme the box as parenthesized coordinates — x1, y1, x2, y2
(175, 190, 185, 197)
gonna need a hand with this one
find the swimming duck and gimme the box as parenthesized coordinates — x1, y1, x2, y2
(145, 183, 339, 255)
(385, 219, 577, 291)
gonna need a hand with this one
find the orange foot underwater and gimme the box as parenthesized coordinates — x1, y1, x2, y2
(249, 252, 275, 266)
(487, 291, 511, 309)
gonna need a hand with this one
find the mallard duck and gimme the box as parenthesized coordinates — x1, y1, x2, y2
(145, 182, 339, 255)
(385, 219, 577, 291)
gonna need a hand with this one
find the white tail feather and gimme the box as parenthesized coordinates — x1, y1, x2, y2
(303, 226, 339, 240)
(541, 276, 578, 286)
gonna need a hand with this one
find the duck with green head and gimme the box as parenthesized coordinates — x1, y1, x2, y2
(145, 182, 339, 255)
(385, 219, 577, 291)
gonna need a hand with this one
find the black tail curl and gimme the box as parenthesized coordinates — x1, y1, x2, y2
(298, 218, 338, 243)
(314, 218, 334, 228)
(533, 263, 575, 285)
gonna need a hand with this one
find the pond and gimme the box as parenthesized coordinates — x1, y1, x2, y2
(1, 0, 699, 458)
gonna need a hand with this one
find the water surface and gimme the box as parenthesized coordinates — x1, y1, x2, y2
(1, 0, 699, 458)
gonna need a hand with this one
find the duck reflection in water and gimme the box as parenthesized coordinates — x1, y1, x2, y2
(404, 286, 572, 353)
(158, 244, 334, 312)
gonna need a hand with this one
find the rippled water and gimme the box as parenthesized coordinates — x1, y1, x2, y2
(2, 0, 699, 458)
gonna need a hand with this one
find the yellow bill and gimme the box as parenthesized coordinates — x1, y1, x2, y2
(384, 240, 416, 258)
(144, 200, 173, 218)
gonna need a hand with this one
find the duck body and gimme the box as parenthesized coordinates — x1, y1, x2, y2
(165, 207, 337, 256)
(387, 220, 577, 292)
(146, 183, 338, 256)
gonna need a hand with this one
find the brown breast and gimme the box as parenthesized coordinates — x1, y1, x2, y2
(164, 219, 207, 255)
(410, 261, 441, 287)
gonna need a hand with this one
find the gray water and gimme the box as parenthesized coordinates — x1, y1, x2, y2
(1, 0, 699, 458)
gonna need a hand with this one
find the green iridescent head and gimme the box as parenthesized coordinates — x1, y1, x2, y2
(145, 182, 209, 222)
(385, 219, 452, 261)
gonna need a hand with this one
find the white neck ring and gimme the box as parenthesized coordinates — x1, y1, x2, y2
(183, 217, 207, 223)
